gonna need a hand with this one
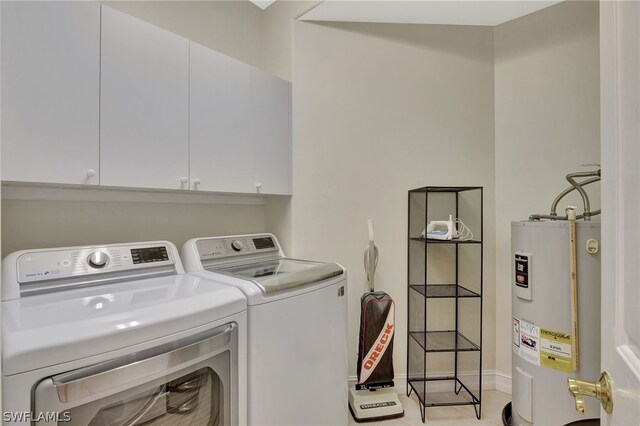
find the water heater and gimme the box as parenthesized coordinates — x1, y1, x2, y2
(511, 221, 601, 425)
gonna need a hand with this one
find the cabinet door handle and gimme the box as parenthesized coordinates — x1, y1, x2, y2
(193, 178, 201, 188)
(86, 169, 96, 178)
(180, 176, 188, 184)
(255, 182, 262, 192)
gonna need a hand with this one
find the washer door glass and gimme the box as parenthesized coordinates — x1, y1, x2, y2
(83, 367, 220, 425)
(64, 365, 223, 426)
(32, 324, 235, 426)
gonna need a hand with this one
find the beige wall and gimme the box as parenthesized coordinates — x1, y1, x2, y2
(262, 2, 318, 253)
(262, 1, 320, 81)
(1, 199, 264, 255)
(494, 0, 600, 378)
(286, 20, 496, 380)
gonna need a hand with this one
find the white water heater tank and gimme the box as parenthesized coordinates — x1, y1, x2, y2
(511, 221, 601, 426)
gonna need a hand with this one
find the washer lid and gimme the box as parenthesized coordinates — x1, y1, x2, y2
(1, 274, 246, 375)
(215, 258, 344, 294)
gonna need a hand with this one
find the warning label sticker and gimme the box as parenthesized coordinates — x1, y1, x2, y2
(519, 320, 540, 366)
(540, 328, 572, 373)
(512, 317, 520, 354)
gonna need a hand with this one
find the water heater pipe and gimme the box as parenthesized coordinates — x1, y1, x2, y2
(550, 176, 601, 217)
(564, 170, 601, 220)
(529, 169, 601, 221)
(567, 207, 580, 371)
(529, 210, 601, 222)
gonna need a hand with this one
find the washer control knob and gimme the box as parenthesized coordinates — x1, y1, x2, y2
(231, 240, 244, 252)
(87, 251, 109, 269)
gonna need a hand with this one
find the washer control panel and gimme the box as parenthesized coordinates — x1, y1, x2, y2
(130, 246, 169, 264)
(17, 243, 175, 283)
(87, 251, 110, 268)
(197, 235, 279, 261)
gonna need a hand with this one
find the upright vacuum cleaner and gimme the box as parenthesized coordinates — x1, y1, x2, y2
(348, 220, 404, 422)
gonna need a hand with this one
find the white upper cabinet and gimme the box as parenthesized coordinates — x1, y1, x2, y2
(1, 4, 291, 195)
(1, 2, 100, 185)
(251, 68, 292, 195)
(100, 6, 189, 190)
(190, 42, 252, 193)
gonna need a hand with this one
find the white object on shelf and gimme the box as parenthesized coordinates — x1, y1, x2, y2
(422, 215, 456, 240)
(421, 215, 474, 240)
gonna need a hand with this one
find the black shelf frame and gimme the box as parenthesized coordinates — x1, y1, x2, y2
(408, 378, 481, 408)
(409, 237, 482, 245)
(406, 186, 483, 422)
(409, 284, 480, 299)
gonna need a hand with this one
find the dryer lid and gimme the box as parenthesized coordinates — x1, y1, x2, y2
(1, 274, 246, 375)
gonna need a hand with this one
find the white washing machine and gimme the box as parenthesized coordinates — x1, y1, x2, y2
(182, 233, 348, 426)
(2, 241, 247, 426)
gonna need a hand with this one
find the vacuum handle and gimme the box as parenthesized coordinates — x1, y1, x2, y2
(367, 219, 376, 292)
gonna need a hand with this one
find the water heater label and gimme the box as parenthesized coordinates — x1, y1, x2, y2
(514, 252, 533, 301)
(513, 317, 540, 366)
(540, 328, 572, 373)
(515, 253, 530, 288)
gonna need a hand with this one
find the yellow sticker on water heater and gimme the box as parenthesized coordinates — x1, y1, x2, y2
(540, 328, 572, 373)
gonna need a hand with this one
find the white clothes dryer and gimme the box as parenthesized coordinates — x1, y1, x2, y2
(2, 241, 247, 426)
(182, 233, 348, 426)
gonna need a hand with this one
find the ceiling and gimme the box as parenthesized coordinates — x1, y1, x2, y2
(298, 0, 563, 26)
(250, 0, 276, 10)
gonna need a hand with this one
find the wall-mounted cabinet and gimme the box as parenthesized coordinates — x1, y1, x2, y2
(190, 45, 292, 195)
(251, 68, 292, 195)
(0, 2, 100, 185)
(190, 42, 253, 193)
(1, 3, 292, 196)
(100, 6, 190, 191)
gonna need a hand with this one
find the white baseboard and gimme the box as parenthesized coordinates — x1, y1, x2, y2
(494, 371, 512, 394)
(349, 370, 511, 394)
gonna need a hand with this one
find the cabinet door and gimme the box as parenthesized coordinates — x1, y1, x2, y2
(190, 42, 252, 193)
(251, 68, 292, 195)
(100, 6, 189, 190)
(1, 2, 100, 185)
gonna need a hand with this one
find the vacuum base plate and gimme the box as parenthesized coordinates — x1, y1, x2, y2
(348, 387, 404, 423)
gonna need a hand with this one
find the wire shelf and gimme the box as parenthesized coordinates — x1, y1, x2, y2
(410, 284, 480, 298)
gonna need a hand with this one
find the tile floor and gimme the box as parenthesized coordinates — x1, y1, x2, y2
(348, 390, 511, 426)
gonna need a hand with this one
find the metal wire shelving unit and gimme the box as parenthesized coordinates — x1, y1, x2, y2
(407, 186, 483, 422)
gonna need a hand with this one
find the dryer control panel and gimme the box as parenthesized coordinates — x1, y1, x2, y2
(16, 243, 175, 284)
(196, 235, 279, 261)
